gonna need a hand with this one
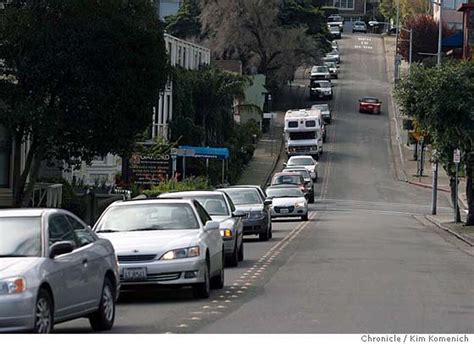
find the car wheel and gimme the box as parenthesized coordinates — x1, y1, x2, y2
(269, 221, 273, 239)
(228, 240, 239, 267)
(238, 240, 244, 262)
(89, 277, 115, 332)
(193, 261, 211, 299)
(302, 214, 309, 221)
(314, 172, 318, 183)
(34, 289, 54, 334)
(309, 192, 315, 204)
(211, 251, 225, 289)
(259, 225, 269, 241)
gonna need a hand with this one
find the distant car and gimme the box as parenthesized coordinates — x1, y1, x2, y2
(326, 49, 340, 64)
(309, 80, 332, 100)
(359, 97, 382, 114)
(352, 21, 367, 33)
(159, 191, 244, 267)
(324, 61, 339, 79)
(270, 172, 309, 200)
(266, 185, 309, 221)
(329, 25, 341, 39)
(94, 199, 225, 299)
(282, 167, 315, 203)
(285, 155, 319, 181)
(0, 209, 119, 333)
(310, 65, 331, 80)
(311, 103, 332, 124)
(322, 55, 339, 66)
(218, 187, 272, 241)
(231, 185, 267, 201)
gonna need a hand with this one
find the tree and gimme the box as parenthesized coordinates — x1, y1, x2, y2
(398, 14, 453, 63)
(164, 0, 202, 40)
(0, 0, 170, 207)
(379, 0, 430, 22)
(395, 62, 474, 225)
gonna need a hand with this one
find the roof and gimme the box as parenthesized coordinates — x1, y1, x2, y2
(159, 191, 225, 198)
(266, 184, 302, 189)
(273, 172, 301, 176)
(111, 199, 194, 207)
(0, 209, 48, 217)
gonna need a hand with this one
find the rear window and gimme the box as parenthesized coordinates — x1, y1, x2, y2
(306, 121, 316, 128)
(289, 132, 316, 140)
(272, 175, 302, 185)
(288, 121, 298, 128)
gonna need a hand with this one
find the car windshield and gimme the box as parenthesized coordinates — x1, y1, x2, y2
(289, 157, 314, 166)
(189, 195, 229, 216)
(362, 98, 379, 103)
(272, 175, 301, 185)
(312, 104, 329, 111)
(355, 22, 365, 26)
(224, 189, 261, 205)
(284, 169, 311, 179)
(325, 63, 336, 69)
(267, 188, 304, 198)
(0, 217, 42, 257)
(311, 80, 330, 88)
(95, 204, 200, 232)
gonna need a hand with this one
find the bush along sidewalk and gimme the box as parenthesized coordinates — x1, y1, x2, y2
(142, 177, 210, 198)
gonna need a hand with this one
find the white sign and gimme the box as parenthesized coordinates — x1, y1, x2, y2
(264, 112, 277, 119)
(431, 163, 437, 172)
(454, 149, 461, 164)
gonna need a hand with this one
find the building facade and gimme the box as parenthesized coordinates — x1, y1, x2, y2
(458, 2, 474, 59)
(322, 0, 367, 17)
(434, 0, 467, 30)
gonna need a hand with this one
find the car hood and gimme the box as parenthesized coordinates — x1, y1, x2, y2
(211, 215, 235, 229)
(272, 197, 306, 207)
(0, 257, 42, 278)
(235, 204, 264, 212)
(98, 230, 202, 256)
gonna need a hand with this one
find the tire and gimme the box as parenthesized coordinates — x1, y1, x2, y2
(34, 289, 54, 334)
(269, 222, 273, 239)
(193, 261, 211, 299)
(228, 240, 239, 267)
(314, 172, 318, 183)
(211, 251, 225, 289)
(238, 240, 244, 262)
(302, 214, 309, 221)
(259, 225, 269, 241)
(89, 277, 115, 332)
(309, 192, 315, 204)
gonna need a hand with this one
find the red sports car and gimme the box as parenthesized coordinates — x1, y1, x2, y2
(359, 97, 382, 114)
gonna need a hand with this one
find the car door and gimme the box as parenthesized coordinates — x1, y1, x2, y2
(46, 214, 88, 320)
(67, 215, 103, 310)
(194, 201, 221, 276)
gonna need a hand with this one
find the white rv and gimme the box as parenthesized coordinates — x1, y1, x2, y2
(284, 109, 324, 160)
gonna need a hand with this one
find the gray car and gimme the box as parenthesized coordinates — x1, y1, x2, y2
(282, 167, 315, 203)
(0, 209, 119, 333)
(219, 187, 272, 241)
(159, 191, 244, 267)
(266, 185, 309, 221)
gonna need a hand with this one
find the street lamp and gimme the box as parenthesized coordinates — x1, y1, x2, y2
(431, 0, 443, 67)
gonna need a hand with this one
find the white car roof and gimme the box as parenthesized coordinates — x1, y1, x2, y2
(0, 208, 49, 217)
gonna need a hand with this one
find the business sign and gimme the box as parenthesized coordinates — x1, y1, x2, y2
(128, 153, 171, 186)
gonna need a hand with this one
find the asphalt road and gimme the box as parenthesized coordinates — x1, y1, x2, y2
(56, 33, 474, 334)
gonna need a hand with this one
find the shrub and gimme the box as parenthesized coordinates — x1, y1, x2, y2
(142, 177, 210, 198)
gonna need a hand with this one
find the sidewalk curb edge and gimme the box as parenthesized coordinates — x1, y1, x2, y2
(425, 215, 474, 247)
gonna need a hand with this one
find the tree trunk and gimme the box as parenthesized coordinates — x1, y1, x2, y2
(449, 176, 461, 223)
(466, 162, 474, 226)
(12, 138, 37, 208)
(21, 152, 43, 208)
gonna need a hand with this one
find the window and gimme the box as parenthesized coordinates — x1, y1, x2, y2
(306, 120, 316, 128)
(48, 215, 77, 248)
(443, 0, 466, 9)
(67, 216, 95, 247)
(194, 201, 212, 225)
(289, 132, 316, 140)
(334, 0, 354, 10)
(288, 121, 298, 128)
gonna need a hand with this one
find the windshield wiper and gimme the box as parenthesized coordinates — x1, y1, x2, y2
(96, 229, 119, 233)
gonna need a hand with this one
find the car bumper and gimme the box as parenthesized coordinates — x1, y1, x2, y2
(242, 217, 266, 235)
(223, 237, 237, 256)
(0, 290, 36, 333)
(118, 258, 207, 289)
(271, 206, 308, 218)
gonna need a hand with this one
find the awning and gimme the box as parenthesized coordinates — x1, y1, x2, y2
(175, 146, 230, 160)
(442, 31, 463, 48)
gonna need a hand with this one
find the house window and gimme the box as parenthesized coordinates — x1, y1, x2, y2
(334, 0, 354, 10)
(443, 0, 466, 9)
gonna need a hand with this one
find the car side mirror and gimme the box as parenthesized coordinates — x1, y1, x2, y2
(264, 199, 273, 206)
(204, 220, 220, 231)
(233, 210, 246, 218)
(283, 163, 287, 167)
(49, 241, 74, 259)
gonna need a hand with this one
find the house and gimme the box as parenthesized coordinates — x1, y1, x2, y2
(434, 0, 468, 31)
(321, 0, 368, 18)
(234, 75, 269, 129)
(458, 1, 474, 59)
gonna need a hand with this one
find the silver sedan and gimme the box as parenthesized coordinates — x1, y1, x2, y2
(266, 185, 309, 221)
(0, 209, 119, 333)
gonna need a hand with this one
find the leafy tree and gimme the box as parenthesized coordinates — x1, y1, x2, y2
(398, 14, 453, 63)
(379, 0, 430, 22)
(0, 0, 170, 207)
(164, 0, 202, 39)
(396, 62, 474, 225)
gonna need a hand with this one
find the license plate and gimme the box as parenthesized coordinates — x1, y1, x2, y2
(280, 208, 289, 214)
(123, 268, 147, 281)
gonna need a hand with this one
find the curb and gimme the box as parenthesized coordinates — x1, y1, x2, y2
(407, 180, 469, 210)
(261, 134, 285, 189)
(425, 215, 474, 247)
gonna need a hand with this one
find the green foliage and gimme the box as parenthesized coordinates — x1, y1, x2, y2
(164, 0, 202, 39)
(0, 0, 170, 206)
(143, 177, 210, 197)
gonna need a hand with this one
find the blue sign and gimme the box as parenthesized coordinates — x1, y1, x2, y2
(178, 146, 230, 160)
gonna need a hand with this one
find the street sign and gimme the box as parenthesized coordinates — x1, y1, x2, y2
(453, 149, 461, 164)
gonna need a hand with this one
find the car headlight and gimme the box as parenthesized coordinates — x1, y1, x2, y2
(160, 246, 200, 260)
(295, 202, 306, 208)
(220, 229, 233, 238)
(0, 277, 26, 295)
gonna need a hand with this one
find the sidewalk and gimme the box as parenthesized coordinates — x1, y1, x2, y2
(237, 112, 284, 188)
(382, 34, 472, 241)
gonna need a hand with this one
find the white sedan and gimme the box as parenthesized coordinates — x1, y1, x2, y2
(266, 185, 309, 221)
(94, 199, 225, 299)
(285, 155, 319, 181)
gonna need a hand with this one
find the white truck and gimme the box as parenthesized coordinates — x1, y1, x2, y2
(284, 109, 324, 160)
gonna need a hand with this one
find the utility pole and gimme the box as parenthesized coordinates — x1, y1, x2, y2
(394, 0, 401, 82)
(409, 29, 413, 75)
(437, 0, 443, 67)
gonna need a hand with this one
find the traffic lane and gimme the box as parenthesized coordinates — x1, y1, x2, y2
(199, 209, 474, 333)
(54, 217, 304, 333)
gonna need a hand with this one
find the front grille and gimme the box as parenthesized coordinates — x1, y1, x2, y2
(293, 146, 314, 152)
(118, 254, 156, 263)
(120, 272, 181, 283)
(274, 206, 295, 213)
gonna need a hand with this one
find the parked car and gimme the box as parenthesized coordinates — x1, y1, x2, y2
(329, 25, 341, 39)
(326, 49, 340, 64)
(94, 199, 225, 299)
(359, 97, 382, 114)
(352, 21, 367, 33)
(285, 155, 319, 181)
(282, 167, 315, 203)
(309, 80, 333, 100)
(322, 55, 339, 66)
(270, 172, 309, 200)
(324, 61, 339, 79)
(159, 191, 244, 267)
(218, 187, 272, 241)
(0, 209, 119, 333)
(311, 103, 332, 124)
(310, 65, 331, 81)
(327, 14, 344, 32)
(266, 185, 309, 221)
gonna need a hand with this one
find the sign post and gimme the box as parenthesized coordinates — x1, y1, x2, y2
(431, 150, 439, 215)
(453, 148, 461, 223)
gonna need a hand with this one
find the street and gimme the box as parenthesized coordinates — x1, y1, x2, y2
(55, 33, 474, 334)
